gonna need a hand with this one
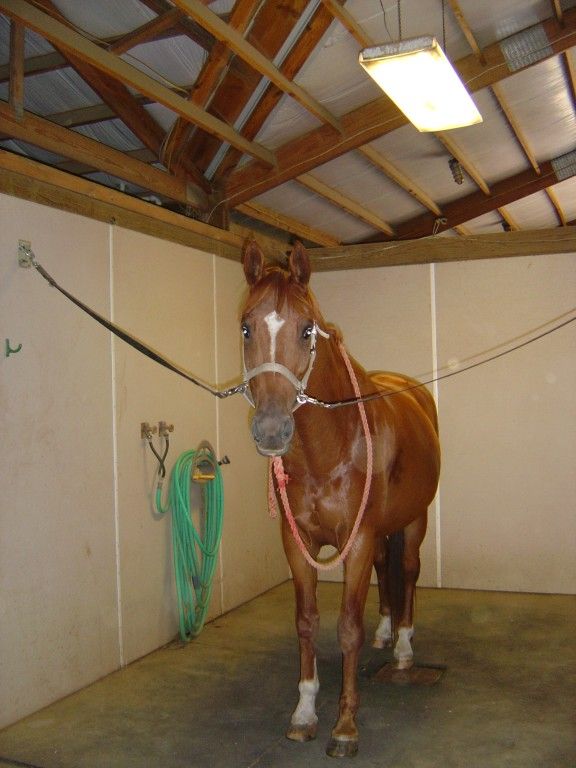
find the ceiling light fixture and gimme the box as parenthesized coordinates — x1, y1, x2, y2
(359, 0, 482, 134)
(359, 35, 482, 132)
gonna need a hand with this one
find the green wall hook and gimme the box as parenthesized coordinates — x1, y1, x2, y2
(5, 339, 23, 357)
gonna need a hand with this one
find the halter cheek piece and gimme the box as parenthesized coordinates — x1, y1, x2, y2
(242, 323, 330, 410)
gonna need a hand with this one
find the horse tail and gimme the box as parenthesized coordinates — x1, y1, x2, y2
(387, 529, 405, 637)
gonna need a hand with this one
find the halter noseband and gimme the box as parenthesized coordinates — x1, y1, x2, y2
(242, 322, 330, 410)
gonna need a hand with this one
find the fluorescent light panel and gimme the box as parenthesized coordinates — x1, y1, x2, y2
(359, 36, 482, 132)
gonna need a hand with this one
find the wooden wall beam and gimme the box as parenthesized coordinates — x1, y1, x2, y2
(308, 228, 576, 270)
(2, 150, 573, 272)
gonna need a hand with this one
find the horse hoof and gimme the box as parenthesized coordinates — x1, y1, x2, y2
(286, 722, 317, 742)
(395, 657, 414, 670)
(372, 637, 391, 649)
(326, 737, 359, 758)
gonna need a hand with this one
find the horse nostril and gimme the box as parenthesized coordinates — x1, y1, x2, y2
(280, 417, 294, 443)
(251, 410, 294, 453)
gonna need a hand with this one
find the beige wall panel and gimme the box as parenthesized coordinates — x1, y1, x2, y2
(214, 259, 288, 611)
(0, 196, 118, 728)
(435, 255, 576, 593)
(310, 266, 439, 587)
(111, 228, 219, 664)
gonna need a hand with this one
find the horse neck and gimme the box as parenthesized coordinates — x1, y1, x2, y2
(311, 335, 354, 399)
(293, 335, 368, 459)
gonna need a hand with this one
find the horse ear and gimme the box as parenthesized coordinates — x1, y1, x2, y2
(242, 239, 265, 286)
(288, 241, 311, 287)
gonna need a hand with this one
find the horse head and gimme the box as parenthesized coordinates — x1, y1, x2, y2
(240, 239, 324, 456)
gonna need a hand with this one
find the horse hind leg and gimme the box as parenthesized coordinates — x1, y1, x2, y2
(392, 514, 427, 670)
(372, 536, 393, 649)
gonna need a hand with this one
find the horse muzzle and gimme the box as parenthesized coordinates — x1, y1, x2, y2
(251, 408, 295, 457)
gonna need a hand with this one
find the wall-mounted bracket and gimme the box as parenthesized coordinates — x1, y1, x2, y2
(158, 421, 174, 438)
(141, 422, 157, 440)
(18, 240, 33, 268)
(5, 339, 23, 357)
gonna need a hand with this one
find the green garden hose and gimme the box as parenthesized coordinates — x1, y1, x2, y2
(156, 445, 224, 641)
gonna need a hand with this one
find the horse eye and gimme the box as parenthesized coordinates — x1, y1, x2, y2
(302, 325, 314, 340)
(242, 324, 250, 339)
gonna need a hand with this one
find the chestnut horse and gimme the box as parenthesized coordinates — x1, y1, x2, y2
(240, 240, 440, 757)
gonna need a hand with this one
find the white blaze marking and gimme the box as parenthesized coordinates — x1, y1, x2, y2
(291, 662, 319, 726)
(264, 310, 285, 362)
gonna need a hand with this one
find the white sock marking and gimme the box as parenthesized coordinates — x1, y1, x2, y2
(373, 613, 392, 648)
(264, 310, 285, 362)
(394, 626, 414, 665)
(291, 663, 319, 726)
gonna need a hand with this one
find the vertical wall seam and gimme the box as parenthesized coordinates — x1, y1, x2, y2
(109, 224, 125, 667)
(430, 263, 442, 589)
(212, 253, 225, 618)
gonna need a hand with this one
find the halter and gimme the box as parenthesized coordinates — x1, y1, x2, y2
(242, 322, 330, 410)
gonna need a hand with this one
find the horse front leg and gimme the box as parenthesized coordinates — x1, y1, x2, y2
(282, 521, 320, 742)
(327, 534, 375, 758)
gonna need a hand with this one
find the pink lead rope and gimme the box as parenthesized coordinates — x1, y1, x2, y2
(269, 342, 374, 571)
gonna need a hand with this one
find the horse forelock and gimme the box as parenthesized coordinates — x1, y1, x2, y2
(242, 266, 322, 322)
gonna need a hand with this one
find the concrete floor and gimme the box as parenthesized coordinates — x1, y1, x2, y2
(0, 582, 574, 768)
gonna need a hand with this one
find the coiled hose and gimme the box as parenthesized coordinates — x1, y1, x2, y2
(156, 446, 224, 641)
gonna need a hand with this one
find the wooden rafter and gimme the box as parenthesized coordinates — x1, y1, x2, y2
(0, 101, 207, 207)
(0, 0, 276, 168)
(210, 1, 335, 184)
(138, 0, 216, 52)
(297, 174, 395, 236)
(491, 83, 540, 173)
(28, 0, 214, 195)
(9, 20, 25, 119)
(357, 145, 442, 216)
(446, 0, 485, 63)
(552, 0, 563, 24)
(0, 0, 574, 252)
(171, 0, 343, 133)
(46, 99, 151, 129)
(0, 49, 65, 83)
(235, 202, 341, 247)
(162, 0, 262, 176)
(108, 8, 183, 55)
(224, 8, 576, 205)
(390, 154, 570, 240)
(319, 0, 373, 48)
(546, 186, 567, 226)
(497, 207, 520, 231)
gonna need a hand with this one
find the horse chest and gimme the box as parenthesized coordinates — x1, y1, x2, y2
(285, 461, 366, 544)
